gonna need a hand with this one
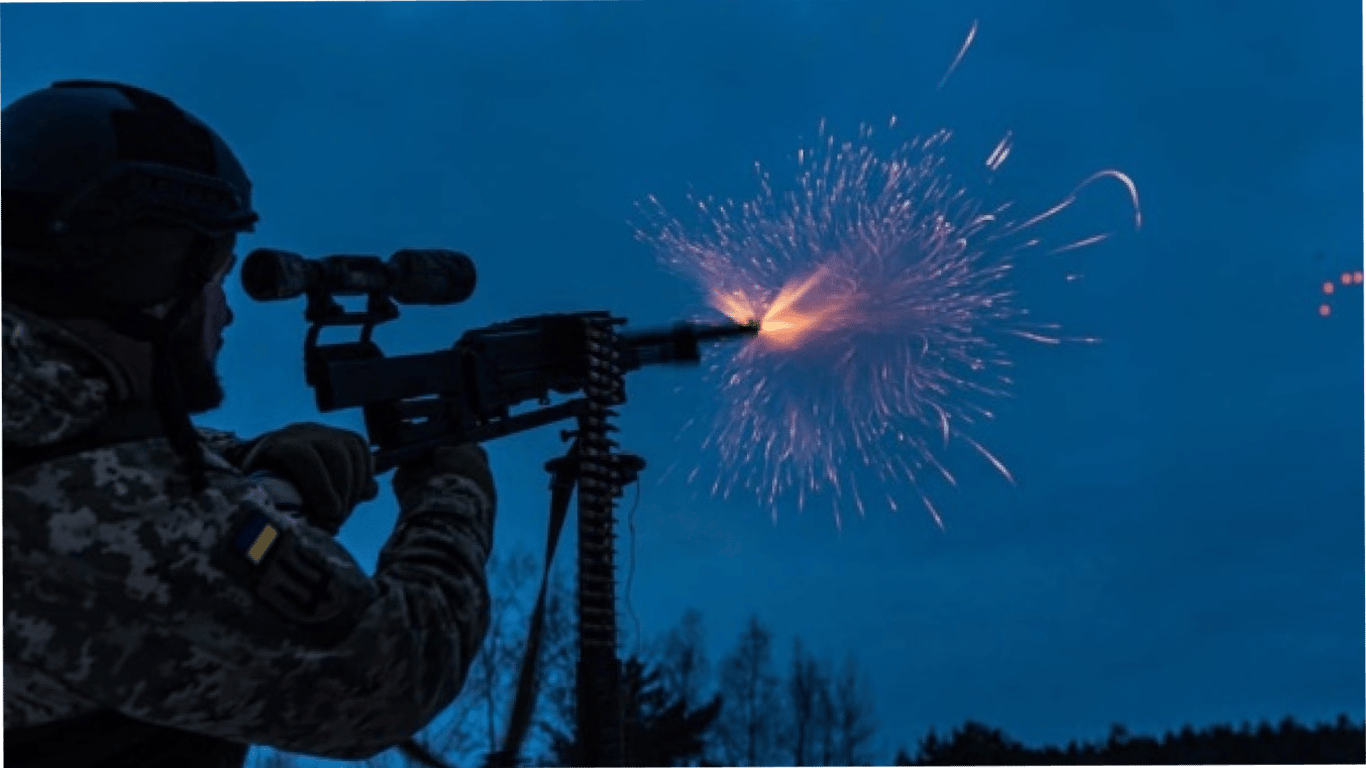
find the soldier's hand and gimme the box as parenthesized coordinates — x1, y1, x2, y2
(235, 422, 379, 533)
(432, 444, 495, 503)
(393, 443, 496, 510)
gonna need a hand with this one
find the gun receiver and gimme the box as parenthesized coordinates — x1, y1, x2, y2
(243, 247, 757, 471)
(304, 312, 757, 472)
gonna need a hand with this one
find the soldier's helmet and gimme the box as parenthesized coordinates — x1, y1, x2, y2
(2, 80, 259, 313)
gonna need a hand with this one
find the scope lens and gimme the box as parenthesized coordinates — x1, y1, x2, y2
(241, 248, 308, 300)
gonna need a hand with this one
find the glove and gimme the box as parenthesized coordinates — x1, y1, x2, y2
(433, 444, 496, 503)
(234, 422, 379, 534)
(393, 443, 496, 508)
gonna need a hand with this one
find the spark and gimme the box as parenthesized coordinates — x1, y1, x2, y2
(938, 20, 978, 91)
(634, 117, 1140, 529)
(985, 131, 1012, 172)
(1317, 268, 1362, 317)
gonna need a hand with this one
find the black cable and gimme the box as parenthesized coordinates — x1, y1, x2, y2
(624, 482, 643, 662)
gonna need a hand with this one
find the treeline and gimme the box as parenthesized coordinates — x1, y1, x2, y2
(895, 716, 1365, 765)
(252, 553, 1363, 767)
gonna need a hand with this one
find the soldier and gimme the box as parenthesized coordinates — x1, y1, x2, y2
(3, 80, 497, 767)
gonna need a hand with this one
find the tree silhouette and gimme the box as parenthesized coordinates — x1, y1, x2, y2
(810, 661, 837, 765)
(658, 608, 712, 710)
(895, 714, 1365, 765)
(786, 638, 823, 766)
(547, 655, 721, 767)
(909, 721, 1027, 766)
(829, 651, 877, 765)
(714, 614, 782, 766)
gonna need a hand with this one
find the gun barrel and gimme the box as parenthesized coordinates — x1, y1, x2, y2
(690, 320, 761, 343)
(621, 320, 758, 368)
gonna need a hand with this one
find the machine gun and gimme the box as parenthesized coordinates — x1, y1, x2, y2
(242, 247, 756, 767)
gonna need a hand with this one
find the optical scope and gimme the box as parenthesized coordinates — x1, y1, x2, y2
(241, 248, 476, 305)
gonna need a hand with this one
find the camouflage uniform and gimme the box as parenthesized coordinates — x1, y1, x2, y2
(4, 305, 496, 766)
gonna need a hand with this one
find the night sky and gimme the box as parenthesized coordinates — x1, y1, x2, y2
(4, 1, 1361, 765)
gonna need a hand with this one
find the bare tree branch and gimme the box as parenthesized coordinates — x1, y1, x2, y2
(715, 615, 781, 767)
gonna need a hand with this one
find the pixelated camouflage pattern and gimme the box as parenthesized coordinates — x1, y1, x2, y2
(4, 306, 115, 446)
(4, 306, 497, 761)
(195, 425, 251, 460)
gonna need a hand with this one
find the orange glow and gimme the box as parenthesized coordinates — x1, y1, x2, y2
(1341, 272, 1353, 285)
(709, 264, 868, 350)
(1355, 271, 1363, 284)
(710, 289, 762, 326)
(753, 265, 863, 349)
(1319, 304, 1332, 317)
(1323, 281, 1335, 295)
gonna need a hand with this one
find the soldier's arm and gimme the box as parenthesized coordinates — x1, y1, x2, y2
(4, 443, 495, 760)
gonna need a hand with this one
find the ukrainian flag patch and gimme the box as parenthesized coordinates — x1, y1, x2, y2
(235, 512, 280, 565)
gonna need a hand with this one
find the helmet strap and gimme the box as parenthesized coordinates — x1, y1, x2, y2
(98, 291, 209, 492)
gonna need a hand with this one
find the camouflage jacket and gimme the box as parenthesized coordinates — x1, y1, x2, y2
(3, 306, 496, 766)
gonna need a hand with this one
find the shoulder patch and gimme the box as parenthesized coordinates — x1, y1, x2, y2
(234, 512, 281, 565)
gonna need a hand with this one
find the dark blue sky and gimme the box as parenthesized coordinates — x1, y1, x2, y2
(5, 1, 1361, 764)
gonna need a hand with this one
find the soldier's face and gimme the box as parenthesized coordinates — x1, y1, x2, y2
(177, 242, 236, 414)
(202, 251, 236, 359)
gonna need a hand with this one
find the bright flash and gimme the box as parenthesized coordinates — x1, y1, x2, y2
(635, 26, 1141, 528)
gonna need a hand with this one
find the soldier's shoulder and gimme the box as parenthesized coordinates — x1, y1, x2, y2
(2, 307, 115, 447)
(4, 438, 322, 618)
